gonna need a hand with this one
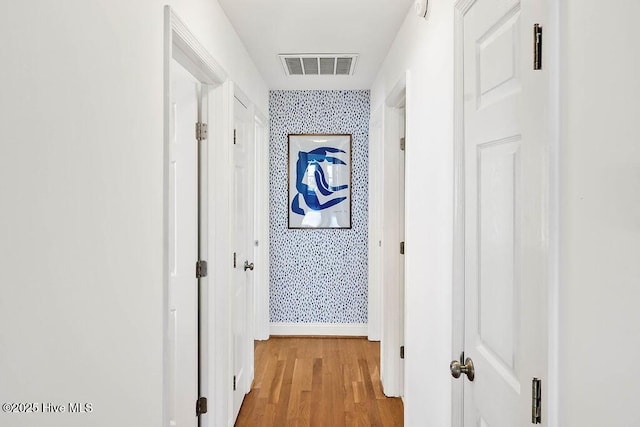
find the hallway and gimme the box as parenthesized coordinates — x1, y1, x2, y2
(2, 1, 640, 426)
(235, 337, 403, 426)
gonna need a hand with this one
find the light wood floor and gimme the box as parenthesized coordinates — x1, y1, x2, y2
(235, 337, 403, 427)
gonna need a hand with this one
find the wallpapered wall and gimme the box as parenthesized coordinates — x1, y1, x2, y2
(269, 90, 370, 323)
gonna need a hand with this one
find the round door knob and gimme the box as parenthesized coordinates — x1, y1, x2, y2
(244, 261, 254, 271)
(450, 357, 475, 381)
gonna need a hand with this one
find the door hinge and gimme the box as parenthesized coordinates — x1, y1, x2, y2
(196, 122, 208, 141)
(233, 252, 237, 268)
(532, 378, 542, 424)
(400, 241, 405, 255)
(233, 129, 237, 145)
(196, 396, 208, 416)
(400, 137, 405, 151)
(400, 346, 405, 359)
(533, 24, 543, 70)
(196, 260, 208, 279)
(233, 375, 237, 391)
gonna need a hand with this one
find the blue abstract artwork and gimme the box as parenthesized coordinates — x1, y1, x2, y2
(288, 134, 351, 228)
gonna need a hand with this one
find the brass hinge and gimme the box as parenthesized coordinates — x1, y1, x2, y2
(196, 396, 208, 416)
(400, 137, 405, 151)
(533, 24, 543, 70)
(400, 346, 405, 359)
(532, 378, 541, 424)
(400, 241, 405, 255)
(196, 260, 208, 279)
(195, 122, 208, 141)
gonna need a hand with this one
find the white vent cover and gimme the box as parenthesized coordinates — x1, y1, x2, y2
(279, 54, 358, 76)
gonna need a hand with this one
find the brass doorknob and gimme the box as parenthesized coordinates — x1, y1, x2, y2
(450, 357, 475, 381)
(244, 261, 254, 271)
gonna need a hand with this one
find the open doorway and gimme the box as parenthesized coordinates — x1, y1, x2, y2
(163, 7, 235, 427)
(378, 77, 408, 398)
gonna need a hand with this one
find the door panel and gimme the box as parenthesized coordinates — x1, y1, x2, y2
(462, 0, 548, 425)
(477, 138, 520, 371)
(231, 96, 253, 421)
(477, 8, 521, 108)
(168, 59, 199, 427)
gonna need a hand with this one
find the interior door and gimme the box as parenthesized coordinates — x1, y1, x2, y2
(231, 96, 254, 421)
(399, 106, 406, 394)
(459, 0, 549, 425)
(168, 59, 200, 427)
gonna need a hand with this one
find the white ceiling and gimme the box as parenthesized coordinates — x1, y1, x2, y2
(217, 0, 414, 90)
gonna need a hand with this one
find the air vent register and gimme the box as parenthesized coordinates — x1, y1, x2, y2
(279, 54, 358, 76)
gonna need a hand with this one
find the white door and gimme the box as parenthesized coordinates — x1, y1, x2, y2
(399, 106, 406, 393)
(460, 0, 549, 425)
(231, 96, 254, 421)
(168, 59, 200, 427)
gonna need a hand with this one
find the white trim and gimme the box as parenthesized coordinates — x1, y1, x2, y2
(367, 106, 384, 342)
(234, 85, 251, 111)
(455, 0, 476, 14)
(253, 109, 270, 341)
(546, 0, 561, 425)
(212, 80, 235, 427)
(168, 9, 227, 85)
(386, 74, 407, 108)
(270, 323, 368, 336)
(451, 3, 466, 426)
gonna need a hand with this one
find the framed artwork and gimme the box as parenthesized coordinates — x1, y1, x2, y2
(288, 134, 352, 229)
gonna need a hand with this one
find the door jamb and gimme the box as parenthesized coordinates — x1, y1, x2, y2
(546, 0, 561, 424)
(253, 110, 270, 341)
(380, 73, 407, 397)
(451, 2, 469, 426)
(368, 106, 383, 342)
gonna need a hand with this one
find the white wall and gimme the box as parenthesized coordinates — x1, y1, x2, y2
(559, 1, 640, 425)
(0, 1, 266, 426)
(370, 1, 454, 425)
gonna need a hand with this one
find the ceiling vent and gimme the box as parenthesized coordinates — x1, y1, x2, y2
(279, 54, 358, 76)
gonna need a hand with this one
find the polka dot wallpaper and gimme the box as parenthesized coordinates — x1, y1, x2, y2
(269, 90, 370, 323)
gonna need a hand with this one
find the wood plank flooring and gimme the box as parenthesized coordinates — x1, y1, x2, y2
(235, 337, 403, 427)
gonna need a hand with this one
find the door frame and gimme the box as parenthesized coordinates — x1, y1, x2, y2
(368, 106, 383, 342)
(451, 4, 467, 426)
(451, 0, 561, 425)
(378, 73, 408, 397)
(253, 110, 270, 341)
(163, 7, 233, 427)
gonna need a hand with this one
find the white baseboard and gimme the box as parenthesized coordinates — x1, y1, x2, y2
(269, 322, 368, 336)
